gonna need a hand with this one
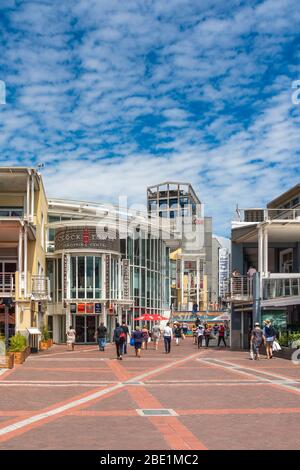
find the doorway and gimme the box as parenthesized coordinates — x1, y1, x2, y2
(73, 315, 99, 343)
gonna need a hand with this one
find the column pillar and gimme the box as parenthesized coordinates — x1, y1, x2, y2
(258, 226, 263, 274)
(31, 173, 34, 221)
(18, 226, 23, 297)
(263, 226, 268, 275)
(24, 225, 28, 298)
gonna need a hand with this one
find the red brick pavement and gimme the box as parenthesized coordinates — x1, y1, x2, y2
(0, 339, 299, 449)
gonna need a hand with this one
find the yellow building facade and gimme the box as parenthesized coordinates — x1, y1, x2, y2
(0, 168, 49, 341)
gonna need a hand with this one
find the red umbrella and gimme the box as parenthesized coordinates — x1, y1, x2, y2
(134, 314, 169, 321)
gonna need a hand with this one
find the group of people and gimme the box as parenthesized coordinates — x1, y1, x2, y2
(192, 322, 227, 348)
(249, 319, 277, 360)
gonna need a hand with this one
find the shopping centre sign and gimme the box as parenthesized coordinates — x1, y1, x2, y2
(55, 227, 120, 252)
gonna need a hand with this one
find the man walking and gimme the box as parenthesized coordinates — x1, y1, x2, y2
(163, 322, 173, 354)
(197, 322, 205, 348)
(113, 322, 126, 360)
(217, 323, 227, 347)
(96, 322, 107, 351)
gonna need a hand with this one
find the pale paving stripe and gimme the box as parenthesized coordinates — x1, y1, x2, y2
(0, 351, 202, 438)
(199, 358, 300, 394)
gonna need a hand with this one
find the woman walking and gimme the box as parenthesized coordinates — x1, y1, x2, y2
(152, 323, 161, 350)
(192, 324, 198, 345)
(263, 320, 276, 359)
(141, 326, 149, 350)
(66, 325, 76, 351)
(204, 323, 212, 348)
(250, 322, 266, 360)
(132, 326, 143, 358)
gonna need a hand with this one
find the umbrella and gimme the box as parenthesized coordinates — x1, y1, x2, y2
(134, 314, 169, 321)
(211, 313, 230, 321)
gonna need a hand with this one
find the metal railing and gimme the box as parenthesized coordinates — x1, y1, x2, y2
(234, 208, 300, 223)
(225, 276, 253, 301)
(263, 276, 300, 300)
(0, 273, 15, 296)
(31, 275, 51, 300)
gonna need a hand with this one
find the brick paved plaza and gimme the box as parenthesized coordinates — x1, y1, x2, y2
(0, 339, 300, 450)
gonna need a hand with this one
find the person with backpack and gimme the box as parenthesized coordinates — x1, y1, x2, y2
(96, 322, 107, 351)
(121, 322, 129, 355)
(263, 319, 276, 359)
(197, 322, 205, 348)
(217, 323, 227, 347)
(113, 322, 126, 360)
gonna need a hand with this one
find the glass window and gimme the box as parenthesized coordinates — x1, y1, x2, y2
(78, 257, 85, 298)
(86, 256, 93, 299)
(95, 256, 101, 299)
(70, 257, 77, 299)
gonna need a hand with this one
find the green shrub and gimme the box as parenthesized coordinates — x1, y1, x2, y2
(41, 327, 50, 342)
(278, 332, 300, 348)
(9, 333, 27, 352)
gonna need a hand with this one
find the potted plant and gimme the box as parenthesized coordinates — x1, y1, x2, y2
(39, 327, 50, 350)
(8, 333, 27, 364)
(0, 336, 14, 369)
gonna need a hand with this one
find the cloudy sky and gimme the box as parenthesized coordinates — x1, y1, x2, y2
(0, 0, 299, 236)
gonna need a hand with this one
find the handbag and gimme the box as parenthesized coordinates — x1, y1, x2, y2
(272, 340, 281, 352)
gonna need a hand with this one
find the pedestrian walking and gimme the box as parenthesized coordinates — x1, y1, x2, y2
(197, 323, 205, 348)
(66, 325, 76, 351)
(141, 326, 149, 350)
(263, 319, 276, 359)
(96, 322, 107, 351)
(113, 322, 126, 360)
(217, 323, 227, 347)
(192, 324, 198, 345)
(152, 323, 161, 350)
(163, 322, 173, 354)
(204, 323, 212, 348)
(132, 326, 143, 358)
(182, 322, 188, 335)
(250, 322, 266, 360)
(121, 322, 129, 355)
(213, 323, 219, 336)
(174, 323, 183, 345)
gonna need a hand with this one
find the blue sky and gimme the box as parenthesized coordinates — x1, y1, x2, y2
(0, 0, 299, 237)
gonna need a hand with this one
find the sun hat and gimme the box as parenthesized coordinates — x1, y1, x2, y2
(254, 322, 260, 326)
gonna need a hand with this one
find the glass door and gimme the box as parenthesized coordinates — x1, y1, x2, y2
(75, 316, 85, 343)
(86, 316, 97, 343)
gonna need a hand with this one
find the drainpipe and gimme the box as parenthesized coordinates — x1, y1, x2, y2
(252, 272, 261, 326)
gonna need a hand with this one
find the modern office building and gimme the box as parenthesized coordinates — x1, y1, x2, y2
(46, 198, 172, 343)
(0, 168, 49, 341)
(229, 183, 300, 349)
(147, 182, 213, 313)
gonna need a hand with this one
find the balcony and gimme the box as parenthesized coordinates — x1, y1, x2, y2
(224, 276, 253, 302)
(0, 273, 15, 297)
(31, 275, 51, 301)
(234, 207, 300, 224)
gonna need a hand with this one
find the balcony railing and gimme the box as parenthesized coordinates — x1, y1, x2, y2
(224, 276, 253, 301)
(31, 275, 51, 301)
(0, 273, 15, 296)
(234, 208, 300, 223)
(263, 276, 300, 300)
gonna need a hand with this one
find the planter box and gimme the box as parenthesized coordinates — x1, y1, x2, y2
(274, 346, 299, 360)
(39, 341, 49, 351)
(24, 346, 31, 359)
(11, 350, 26, 365)
(0, 353, 14, 369)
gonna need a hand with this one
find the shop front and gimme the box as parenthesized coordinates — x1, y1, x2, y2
(70, 302, 102, 344)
